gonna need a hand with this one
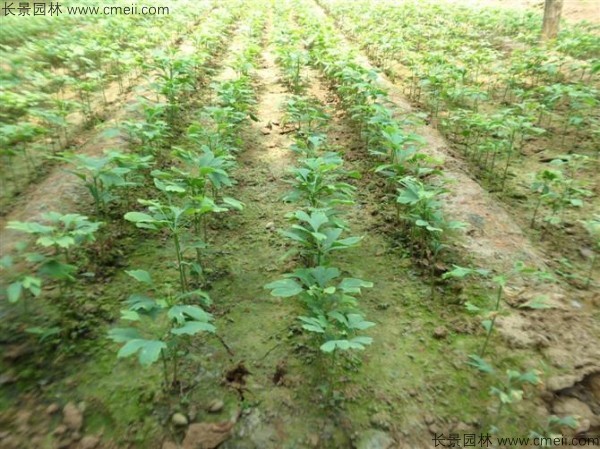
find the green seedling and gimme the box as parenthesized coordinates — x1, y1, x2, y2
(283, 152, 358, 208)
(281, 209, 362, 266)
(7, 212, 102, 285)
(108, 269, 215, 390)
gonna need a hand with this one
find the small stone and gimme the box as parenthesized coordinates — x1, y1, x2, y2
(575, 419, 591, 435)
(265, 222, 275, 231)
(0, 372, 16, 385)
(54, 425, 68, 436)
(454, 422, 471, 432)
(63, 402, 83, 431)
(424, 414, 435, 425)
(71, 432, 82, 442)
(46, 403, 60, 415)
(207, 399, 224, 413)
(172, 412, 189, 426)
(433, 327, 448, 339)
(79, 435, 101, 449)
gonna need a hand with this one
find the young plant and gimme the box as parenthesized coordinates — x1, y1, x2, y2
(581, 214, 599, 288)
(265, 266, 374, 354)
(281, 209, 362, 266)
(125, 199, 191, 293)
(283, 152, 358, 208)
(7, 212, 102, 286)
(62, 151, 152, 217)
(108, 269, 215, 390)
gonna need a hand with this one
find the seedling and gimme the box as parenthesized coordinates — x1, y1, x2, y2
(108, 269, 215, 390)
(283, 152, 358, 208)
(281, 209, 362, 266)
(7, 212, 102, 285)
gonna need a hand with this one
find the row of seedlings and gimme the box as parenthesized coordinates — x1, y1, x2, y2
(0, 0, 216, 204)
(0, 5, 241, 359)
(292, 0, 568, 437)
(265, 3, 375, 402)
(107, 4, 267, 392)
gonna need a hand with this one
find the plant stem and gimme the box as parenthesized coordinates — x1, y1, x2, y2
(479, 285, 503, 358)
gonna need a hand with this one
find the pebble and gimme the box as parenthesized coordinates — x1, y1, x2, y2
(54, 425, 68, 436)
(207, 399, 224, 413)
(79, 435, 101, 449)
(46, 403, 60, 415)
(171, 412, 189, 426)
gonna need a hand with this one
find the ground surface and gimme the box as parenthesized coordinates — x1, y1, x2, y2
(0, 1, 599, 449)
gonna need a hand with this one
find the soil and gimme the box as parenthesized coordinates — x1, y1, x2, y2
(1, 2, 599, 449)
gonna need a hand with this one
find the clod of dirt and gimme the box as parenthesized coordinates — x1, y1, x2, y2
(54, 425, 68, 436)
(78, 435, 101, 449)
(182, 421, 235, 449)
(207, 400, 224, 414)
(369, 411, 392, 431)
(63, 402, 83, 431)
(432, 326, 448, 340)
(3, 344, 32, 361)
(0, 372, 16, 385)
(588, 373, 600, 402)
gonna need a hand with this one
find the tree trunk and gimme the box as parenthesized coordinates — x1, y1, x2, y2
(541, 0, 563, 41)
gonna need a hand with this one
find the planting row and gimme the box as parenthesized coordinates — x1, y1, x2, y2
(0, 0, 214, 212)
(320, 0, 599, 288)
(280, 0, 578, 438)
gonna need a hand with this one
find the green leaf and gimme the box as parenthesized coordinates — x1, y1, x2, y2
(464, 302, 481, 313)
(264, 278, 303, 297)
(467, 354, 494, 373)
(481, 319, 493, 333)
(222, 197, 244, 210)
(117, 339, 166, 366)
(519, 295, 553, 310)
(124, 212, 155, 223)
(171, 321, 216, 335)
(108, 327, 141, 342)
(7, 282, 22, 303)
(120, 310, 141, 321)
(167, 305, 211, 324)
(338, 277, 373, 292)
(320, 340, 337, 353)
(125, 269, 153, 285)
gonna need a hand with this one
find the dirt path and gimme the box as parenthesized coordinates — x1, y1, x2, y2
(310, 0, 600, 406)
